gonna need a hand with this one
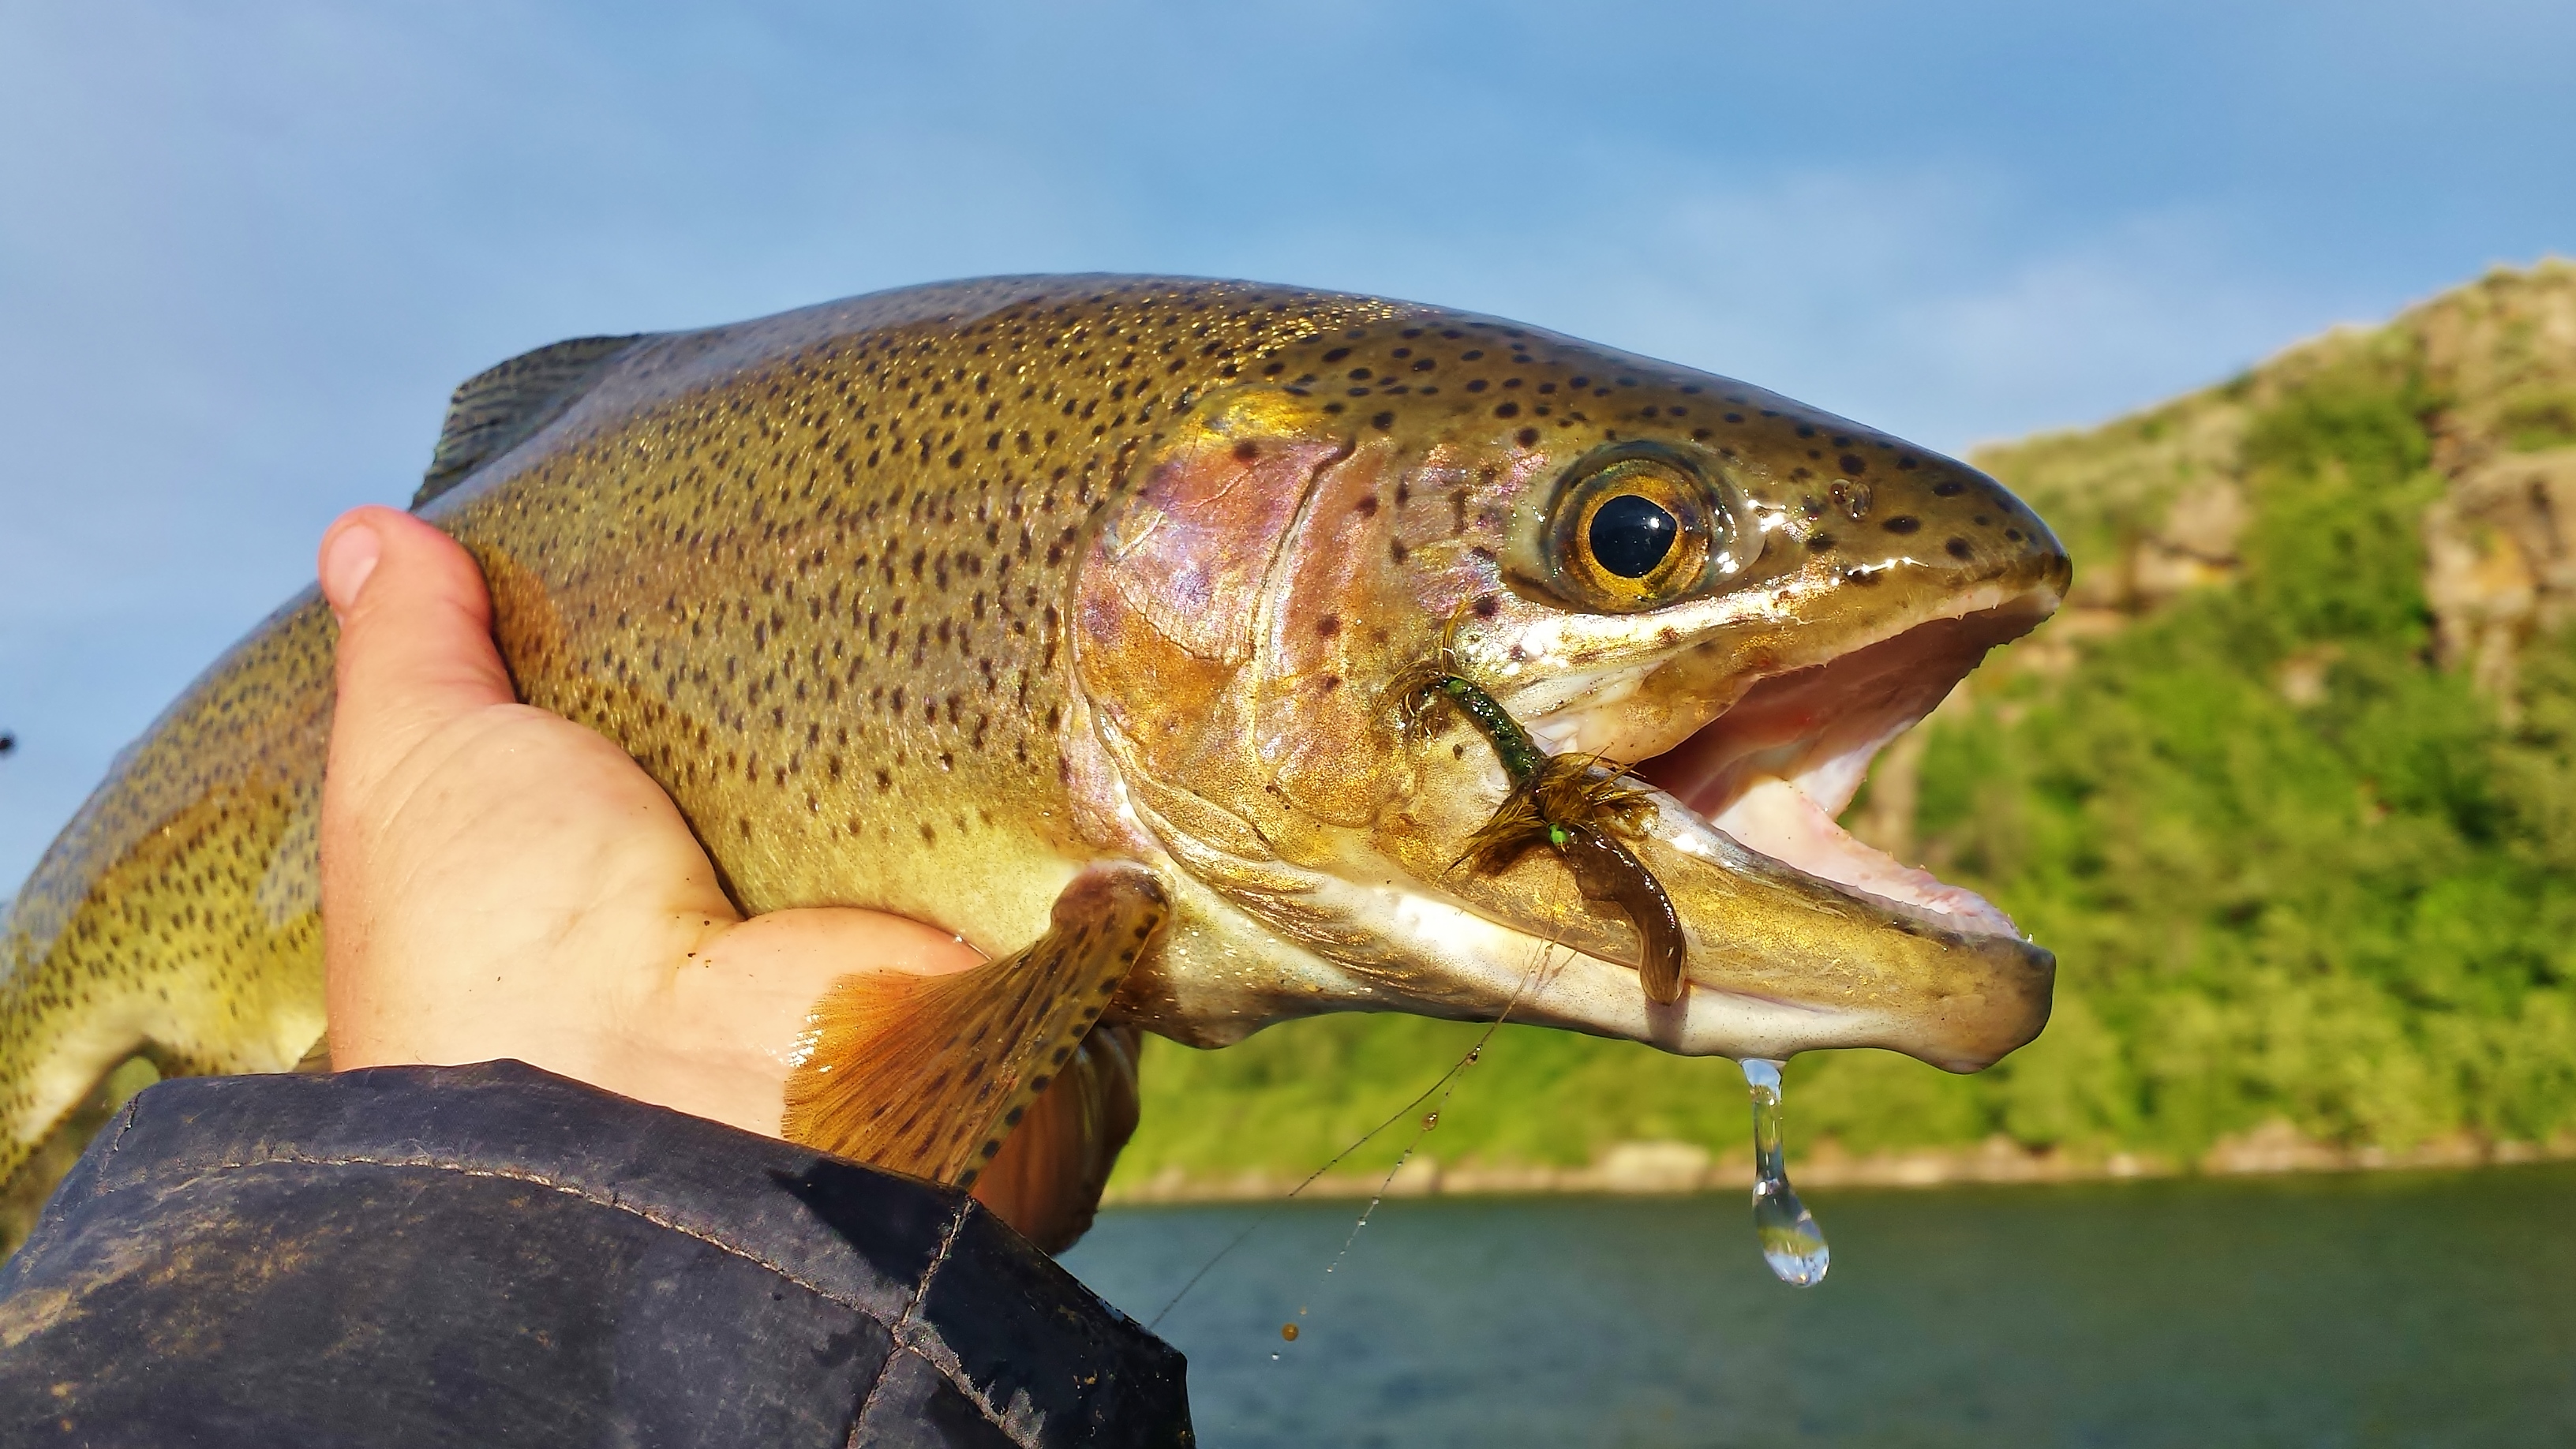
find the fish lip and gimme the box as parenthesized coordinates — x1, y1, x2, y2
(1518, 584, 2060, 938)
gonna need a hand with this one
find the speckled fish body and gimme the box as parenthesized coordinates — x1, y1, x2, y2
(0, 276, 2069, 1211)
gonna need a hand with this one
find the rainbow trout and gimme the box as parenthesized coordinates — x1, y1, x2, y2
(0, 277, 2069, 1249)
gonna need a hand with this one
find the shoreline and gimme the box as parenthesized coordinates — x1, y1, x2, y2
(1103, 1121, 2576, 1205)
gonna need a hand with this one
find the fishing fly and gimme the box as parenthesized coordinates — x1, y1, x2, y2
(1390, 628, 1689, 1004)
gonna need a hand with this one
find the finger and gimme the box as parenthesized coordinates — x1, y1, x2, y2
(320, 506, 516, 782)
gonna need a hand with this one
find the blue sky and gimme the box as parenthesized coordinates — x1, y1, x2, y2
(5, 0, 2574, 886)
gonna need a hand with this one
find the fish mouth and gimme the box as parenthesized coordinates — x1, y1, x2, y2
(1522, 589, 2056, 944)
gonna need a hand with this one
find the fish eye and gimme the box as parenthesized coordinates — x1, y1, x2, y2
(1589, 494, 1678, 578)
(1539, 444, 1739, 611)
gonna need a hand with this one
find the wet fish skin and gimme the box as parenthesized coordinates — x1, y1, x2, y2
(0, 275, 2069, 1220)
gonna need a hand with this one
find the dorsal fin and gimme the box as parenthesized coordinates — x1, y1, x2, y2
(414, 334, 649, 508)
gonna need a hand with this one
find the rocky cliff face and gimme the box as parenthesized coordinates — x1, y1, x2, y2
(1978, 260, 2576, 705)
(1801, 258, 2576, 1164)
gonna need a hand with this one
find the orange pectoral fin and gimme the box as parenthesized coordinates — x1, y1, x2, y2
(779, 867, 1168, 1213)
(969, 1022, 1144, 1253)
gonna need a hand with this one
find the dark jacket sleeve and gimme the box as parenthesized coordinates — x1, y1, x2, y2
(0, 1060, 1192, 1448)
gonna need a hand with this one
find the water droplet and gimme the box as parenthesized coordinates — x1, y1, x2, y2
(1280, 1323, 1300, 1342)
(1422, 1111, 1440, 1130)
(1741, 1058, 1829, 1286)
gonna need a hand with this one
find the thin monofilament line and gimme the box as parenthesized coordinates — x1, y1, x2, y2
(1144, 942, 1563, 1331)
(1310, 1018, 1488, 1286)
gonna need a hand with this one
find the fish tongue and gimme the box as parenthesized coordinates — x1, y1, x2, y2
(1705, 776, 2020, 936)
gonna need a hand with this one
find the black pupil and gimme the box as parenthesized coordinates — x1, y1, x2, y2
(1589, 494, 1679, 578)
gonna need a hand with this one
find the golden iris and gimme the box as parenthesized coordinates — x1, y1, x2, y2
(1545, 447, 1727, 609)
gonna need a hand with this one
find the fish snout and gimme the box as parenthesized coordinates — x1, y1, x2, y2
(1794, 454, 2071, 605)
(1895, 931, 2057, 1074)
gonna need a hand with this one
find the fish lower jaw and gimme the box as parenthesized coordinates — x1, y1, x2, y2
(1365, 883, 1880, 1058)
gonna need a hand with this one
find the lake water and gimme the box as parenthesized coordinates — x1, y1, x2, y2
(1062, 1163, 2576, 1447)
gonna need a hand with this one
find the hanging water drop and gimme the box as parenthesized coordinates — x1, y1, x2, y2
(1741, 1058, 1829, 1286)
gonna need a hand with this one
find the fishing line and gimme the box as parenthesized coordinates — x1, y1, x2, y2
(1145, 938, 1567, 1333)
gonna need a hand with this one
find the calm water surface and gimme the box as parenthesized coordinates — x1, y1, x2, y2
(1062, 1164, 2576, 1447)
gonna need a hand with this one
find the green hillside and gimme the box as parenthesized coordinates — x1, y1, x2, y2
(1109, 261, 2576, 1194)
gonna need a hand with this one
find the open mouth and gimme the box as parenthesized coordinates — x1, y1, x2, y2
(1537, 598, 2054, 939)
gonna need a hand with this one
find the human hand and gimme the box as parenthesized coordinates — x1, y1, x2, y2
(316, 505, 981, 1140)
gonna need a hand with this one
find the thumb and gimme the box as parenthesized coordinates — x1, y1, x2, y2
(320, 506, 517, 796)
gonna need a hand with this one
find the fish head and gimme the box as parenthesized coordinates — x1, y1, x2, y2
(1074, 310, 2069, 1072)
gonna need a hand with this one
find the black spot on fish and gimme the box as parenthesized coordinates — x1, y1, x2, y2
(1933, 479, 1965, 496)
(1516, 427, 1541, 447)
(1495, 402, 1520, 418)
(1234, 440, 1260, 462)
(1372, 410, 1396, 430)
(1839, 454, 1866, 474)
(1883, 517, 1921, 534)
(1807, 533, 1836, 551)
(1946, 537, 1973, 559)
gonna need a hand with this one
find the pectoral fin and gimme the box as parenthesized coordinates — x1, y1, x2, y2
(779, 866, 1167, 1211)
(970, 1022, 1143, 1252)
